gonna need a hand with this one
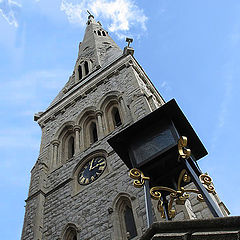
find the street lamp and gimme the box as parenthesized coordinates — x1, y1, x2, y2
(108, 99, 223, 223)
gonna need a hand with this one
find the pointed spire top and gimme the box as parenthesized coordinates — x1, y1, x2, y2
(87, 10, 94, 19)
(86, 10, 97, 25)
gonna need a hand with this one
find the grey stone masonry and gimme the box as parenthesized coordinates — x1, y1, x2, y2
(140, 216, 240, 240)
(21, 15, 228, 240)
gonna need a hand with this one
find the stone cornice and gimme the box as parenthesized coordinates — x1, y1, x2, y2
(25, 178, 73, 202)
(25, 189, 46, 202)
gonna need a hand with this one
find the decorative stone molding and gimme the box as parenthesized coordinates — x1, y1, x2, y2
(73, 125, 81, 132)
(61, 108, 66, 114)
(51, 140, 60, 146)
(114, 70, 120, 76)
(63, 87, 68, 94)
(39, 122, 45, 128)
(95, 110, 103, 117)
(50, 114, 56, 121)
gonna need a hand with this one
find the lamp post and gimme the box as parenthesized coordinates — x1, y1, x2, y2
(108, 99, 223, 223)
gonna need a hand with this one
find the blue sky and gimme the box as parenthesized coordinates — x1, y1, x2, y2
(1, 0, 240, 239)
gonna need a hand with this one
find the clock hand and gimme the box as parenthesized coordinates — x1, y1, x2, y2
(91, 162, 105, 170)
(89, 159, 94, 170)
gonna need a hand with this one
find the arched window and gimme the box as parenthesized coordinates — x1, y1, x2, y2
(63, 226, 78, 240)
(90, 122, 98, 144)
(112, 107, 122, 127)
(68, 136, 75, 159)
(84, 61, 89, 75)
(124, 205, 137, 239)
(104, 100, 123, 133)
(114, 196, 138, 240)
(78, 65, 82, 80)
(98, 30, 101, 36)
(55, 124, 75, 166)
(102, 31, 106, 36)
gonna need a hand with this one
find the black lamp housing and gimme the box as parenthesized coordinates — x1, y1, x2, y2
(108, 99, 207, 188)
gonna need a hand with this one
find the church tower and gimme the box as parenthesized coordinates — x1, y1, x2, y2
(21, 15, 228, 240)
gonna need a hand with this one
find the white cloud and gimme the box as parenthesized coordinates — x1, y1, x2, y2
(0, 0, 21, 27)
(60, 0, 147, 38)
(60, 0, 85, 25)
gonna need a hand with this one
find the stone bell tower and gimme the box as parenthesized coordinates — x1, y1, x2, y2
(21, 14, 228, 240)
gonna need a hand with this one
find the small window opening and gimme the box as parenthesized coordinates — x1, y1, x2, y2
(78, 65, 82, 80)
(64, 227, 77, 240)
(124, 205, 137, 239)
(112, 108, 122, 127)
(102, 31, 106, 36)
(98, 30, 101, 36)
(84, 61, 89, 75)
(68, 136, 74, 159)
(90, 122, 98, 143)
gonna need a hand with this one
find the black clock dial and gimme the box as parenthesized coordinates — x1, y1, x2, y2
(78, 157, 106, 185)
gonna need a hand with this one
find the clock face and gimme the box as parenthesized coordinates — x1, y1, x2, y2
(78, 157, 106, 185)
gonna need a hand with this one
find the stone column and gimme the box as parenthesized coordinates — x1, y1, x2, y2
(73, 125, 81, 154)
(51, 140, 60, 168)
(148, 95, 157, 111)
(118, 96, 129, 122)
(96, 110, 104, 139)
(81, 63, 86, 77)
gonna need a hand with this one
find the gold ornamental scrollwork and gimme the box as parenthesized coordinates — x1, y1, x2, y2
(149, 169, 217, 219)
(150, 186, 176, 219)
(178, 136, 191, 160)
(128, 137, 217, 220)
(129, 168, 150, 188)
(199, 173, 216, 194)
(149, 169, 197, 219)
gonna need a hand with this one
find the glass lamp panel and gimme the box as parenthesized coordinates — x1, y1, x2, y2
(131, 127, 176, 166)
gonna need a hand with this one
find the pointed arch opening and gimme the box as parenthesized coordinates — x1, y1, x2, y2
(53, 123, 75, 167)
(90, 122, 98, 144)
(113, 195, 138, 240)
(97, 30, 101, 36)
(62, 225, 78, 240)
(112, 107, 122, 127)
(68, 136, 75, 159)
(84, 61, 89, 75)
(124, 205, 137, 239)
(78, 65, 82, 80)
(102, 31, 106, 36)
(101, 96, 124, 133)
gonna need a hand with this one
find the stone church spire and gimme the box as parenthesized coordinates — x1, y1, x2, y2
(76, 12, 122, 71)
(47, 13, 123, 109)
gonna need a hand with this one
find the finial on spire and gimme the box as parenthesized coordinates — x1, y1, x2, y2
(124, 37, 134, 56)
(87, 10, 94, 19)
(126, 37, 133, 47)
